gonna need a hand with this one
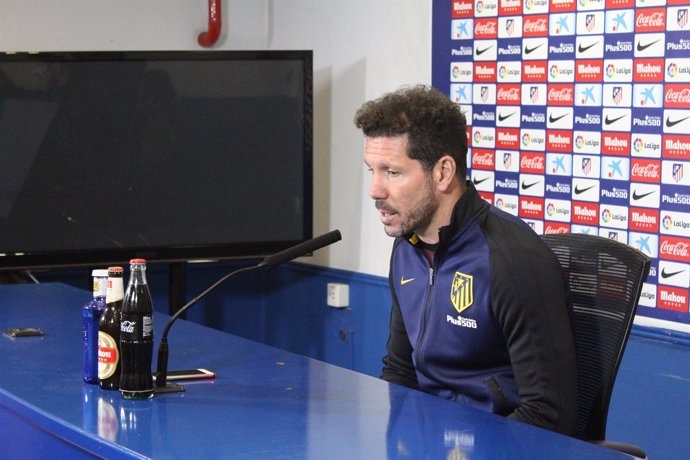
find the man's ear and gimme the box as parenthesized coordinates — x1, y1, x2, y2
(434, 155, 457, 192)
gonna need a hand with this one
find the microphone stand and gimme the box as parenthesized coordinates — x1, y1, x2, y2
(154, 229, 342, 394)
(154, 264, 260, 393)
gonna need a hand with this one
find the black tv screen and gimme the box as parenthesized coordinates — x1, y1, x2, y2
(0, 50, 313, 269)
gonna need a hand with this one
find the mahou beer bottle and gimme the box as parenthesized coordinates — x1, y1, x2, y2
(98, 267, 124, 390)
(119, 259, 154, 399)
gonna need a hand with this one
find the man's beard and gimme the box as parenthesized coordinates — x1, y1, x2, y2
(375, 182, 438, 238)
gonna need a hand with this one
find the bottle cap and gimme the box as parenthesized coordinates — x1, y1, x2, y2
(108, 266, 124, 275)
(92, 269, 108, 278)
(130, 258, 147, 264)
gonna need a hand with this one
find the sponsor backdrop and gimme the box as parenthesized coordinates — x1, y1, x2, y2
(432, 0, 690, 330)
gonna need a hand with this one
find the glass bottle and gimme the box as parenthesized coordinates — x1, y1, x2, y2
(119, 259, 154, 399)
(98, 267, 124, 390)
(83, 269, 108, 383)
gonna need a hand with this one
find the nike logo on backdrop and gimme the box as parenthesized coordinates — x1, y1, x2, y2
(574, 184, 595, 195)
(632, 190, 655, 200)
(605, 114, 626, 125)
(473, 176, 490, 185)
(636, 39, 660, 52)
(549, 113, 568, 123)
(476, 46, 493, 56)
(498, 112, 516, 122)
(524, 44, 544, 55)
(578, 42, 598, 53)
(666, 116, 690, 128)
(521, 180, 541, 190)
(661, 268, 686, 279)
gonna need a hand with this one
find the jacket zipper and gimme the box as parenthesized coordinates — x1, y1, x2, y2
(415, 263, 436, 376)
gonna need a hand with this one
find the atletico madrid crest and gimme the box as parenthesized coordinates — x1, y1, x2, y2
(451, 272, 474, 314)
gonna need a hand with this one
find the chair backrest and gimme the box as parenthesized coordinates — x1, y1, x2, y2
(540, 233, 651, 441)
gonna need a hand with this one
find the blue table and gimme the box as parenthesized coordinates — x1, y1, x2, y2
(0, 283, 628, 459)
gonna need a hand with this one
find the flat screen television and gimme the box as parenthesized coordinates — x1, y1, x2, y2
(0, 50, 313, 270)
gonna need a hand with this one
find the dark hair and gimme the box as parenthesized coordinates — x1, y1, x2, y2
(354, 85, 468, 178)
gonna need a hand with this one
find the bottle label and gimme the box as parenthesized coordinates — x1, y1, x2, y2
(121, 314, 153, 341)
(98, 331, 119, 379)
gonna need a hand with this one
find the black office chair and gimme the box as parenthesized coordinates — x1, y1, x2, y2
(541, 233, 651, 459)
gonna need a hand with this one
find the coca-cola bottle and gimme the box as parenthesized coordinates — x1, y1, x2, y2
(98, 267, 124, 390)
(119, 259, 154, 399)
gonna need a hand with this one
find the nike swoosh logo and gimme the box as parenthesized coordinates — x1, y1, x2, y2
(549, 113, 568, 123)
(666, 116, 690, 128)
(637, 39, 660, 52)
(605, 114, 626, 125)
(574, 184, 595, 195)
(524, 44, 544, 54)
(578, 42, 598, 53)
(521, 180, 541, 190)
(632, 190, 654, 200)
(476, 45, 493, 56)
(400, 276, 415, 285)
(498, 112, 515, 122)
(473, 176, 490, 185)
(661, 268, 686, 279)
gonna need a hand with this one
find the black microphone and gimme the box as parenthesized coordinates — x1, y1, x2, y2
(258, 229, 343, 268)
(155, 230, 342, 392)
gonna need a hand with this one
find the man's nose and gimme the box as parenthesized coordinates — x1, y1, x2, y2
(369, 174, 387, 200)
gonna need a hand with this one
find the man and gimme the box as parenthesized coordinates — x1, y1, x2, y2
(355, 85, 577, 435)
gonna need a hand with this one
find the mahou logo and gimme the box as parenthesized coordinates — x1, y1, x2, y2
(658, 286, 689, 313)
(635, 8, 666, 33)
(472, 149, 495, 170)
(547, 130, 573, 152)
(523, 15, 549, 36)
(474, 62, 497, 81)
(631, 159, 661, 182)
(520, 152, 546, 173)
(547, 84, 574, 106)
(663, 135, 690, 160)
(660, 236, 690, 263)
(629, 207, 659, 232)
(572, 201, 599, 225)
(452, 0, 474, 18)
(475, 18, 498, 38)
(497, 84, 521, 104)
(664, 84, 690, 109)
(519, 197, 544, 218)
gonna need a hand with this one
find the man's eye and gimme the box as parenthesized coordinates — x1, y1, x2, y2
(386, 170, 399, 177)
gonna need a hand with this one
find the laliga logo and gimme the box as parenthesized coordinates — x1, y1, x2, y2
(476, 0, 484, 13)
(667, 63, 678, 79)
(550, 65, 559, 79)
(602, 208, 612, 224)
(633, 137, 643, 153)
(606, 64, 616, 79)
(474, 131, 482, 144)
(547, 203, 556, 217)
(575, 135, 585, 149)
(452, 65, 461, 79)
(522, 132, 531, 147)
(498, 65, 507, 79)
(663, 215, 673, 231)
(578, 0, 589, 7)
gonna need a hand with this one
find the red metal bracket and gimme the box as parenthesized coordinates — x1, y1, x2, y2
(198, 0, 222, 47)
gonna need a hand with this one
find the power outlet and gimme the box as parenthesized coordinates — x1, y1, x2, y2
(327, 283, 349, 308)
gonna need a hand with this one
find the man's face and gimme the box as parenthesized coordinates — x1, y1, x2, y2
(364, 135, 439, 238)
